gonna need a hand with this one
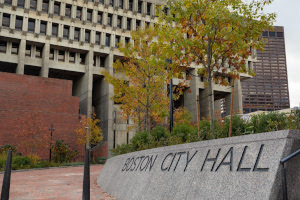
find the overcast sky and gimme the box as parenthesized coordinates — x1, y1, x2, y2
(263, 0, 300, 107)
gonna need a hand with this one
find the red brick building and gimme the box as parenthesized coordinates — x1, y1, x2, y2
(0, 72, 86, 160)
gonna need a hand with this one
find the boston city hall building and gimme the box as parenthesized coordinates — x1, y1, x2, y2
(0, 0, 255, 156)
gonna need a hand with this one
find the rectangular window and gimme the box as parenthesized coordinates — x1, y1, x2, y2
(136, 20, 140, 30)
(129, 0, 133, 11)
(25, 45, 31, 56)
(93, 55, 96, 66)
(15, 16, 23, 31)
(117, 16, 122, 28)
(115, 36, 120, 48)
(125, 37, 130, 44)
(49, 48, 54, 60)
(4, 0, 12, 5)
(119, 0, 123, 8)
(74, 28, 80, 41)
(52, 23, 58, 37)
(69, 52, 75, 63)
(40, 21, 47, 35)
(147, 3, 151, 15)
(2, 14, 10, 28)
(11, 42, 19, 55)
(95, 32, 100, 45)
(99, 0, 104, 4)
(87, 9, 93, 22)
(58, 50, 65, 61)
(100, 56, 105, 67)
(138, 1, 142, 13)
(65, 4, 71, 18)
(0, 41, 7, 53)
(17, 0, 25, 8)
(80, 53, 85, 64)
(35, 46, 42, 58)
(105, 34, 110, 47)
(85, 30, 90, 43)
(109, 0, 114, 6)
(30, 0, 37, 10)
(63, 26, 69, 39)
(127, 18, 131, 30)
(107, 14, 112, 26)
(277, 32, 283, 37)
(54, 2, 60, 15)
(42, 0, 49, 13)
(269, 31, 275, 37)
(76, 7, 82, 20)
(28, 19, 35, 33)
(97, 12, 102, 24)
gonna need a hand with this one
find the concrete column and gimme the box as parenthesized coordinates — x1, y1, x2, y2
(16, 39, 26, 75)
(199, 81, 214, 119)
(214, 99, 222, 119)
(225, 79, 243, 116)
(40, 42, 50, 77)
(184, 69, 199, 122)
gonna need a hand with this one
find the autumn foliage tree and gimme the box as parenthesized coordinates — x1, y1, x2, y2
(157, 0, 276, 133)
(103, 27, 187, 134)
(75, 113, 103, 149)
(16, 111, 50, 160)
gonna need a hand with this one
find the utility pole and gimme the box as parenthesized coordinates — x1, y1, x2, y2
(169, 78, 173, 132)
(229, 79, 235, 137)
(197, 95, 200, 138)
(48, 124, 54, 162)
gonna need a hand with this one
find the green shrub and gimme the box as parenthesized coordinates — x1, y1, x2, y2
(130, 131, 150, 150)
(172, 123, 198, 143)
(151, 126, 168, 141)
(0, 145, 17, 155)
(250, 112, 288, 133)
(12, 155, 30, 170)
(52, 140, 77, 163)
(222, 115, 248, 137)
(96, 157, 107, 164)
(111, 143, 135, 156)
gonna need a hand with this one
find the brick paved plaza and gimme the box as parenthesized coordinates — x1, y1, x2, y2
(0, 165, 116, 200)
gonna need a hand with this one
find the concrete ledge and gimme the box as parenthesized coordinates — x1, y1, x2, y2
(98, 130, 300, 200)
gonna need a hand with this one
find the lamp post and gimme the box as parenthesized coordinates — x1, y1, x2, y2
(49, 124, 54, 162)
(167, 58, 174, 132)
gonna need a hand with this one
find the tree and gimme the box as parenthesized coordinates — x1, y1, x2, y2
(157, 0, 276, 134)
(16, 111, 50, 162)
(103, 26, 187, 134)
(75, 113, 103, 149)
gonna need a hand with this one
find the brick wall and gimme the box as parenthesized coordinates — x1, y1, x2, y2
(0, 72, 86, 160)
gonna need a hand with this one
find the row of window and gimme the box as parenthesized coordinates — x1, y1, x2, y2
(262, 31, 284, 38)
(4, 0, 153, 16)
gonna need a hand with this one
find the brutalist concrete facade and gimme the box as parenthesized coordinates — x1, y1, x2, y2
(242, 26, 290, 113)
(0, 0, 255, 155)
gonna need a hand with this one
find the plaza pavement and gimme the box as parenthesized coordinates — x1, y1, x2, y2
(0, 165, 116, 200)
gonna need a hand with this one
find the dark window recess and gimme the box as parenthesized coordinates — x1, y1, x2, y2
(63, 26, 69, 39)
(269, 31, 275, 37)
(76, 7, 82, 20)
(49, 48, 54, 60)
(52, 23, 58, 37)
(97, 12, 102, 24)
(35, 46, 42, 58)
(69, 52, 75, 63)
(25, 45, 31, 56)
(4, 0, 12, 5)
(99, 0, 104, 4)
(30, 0, 37, 10)
(54, 2, 60, 15)
(119, 0, 123, 8)
(15, 17, 23, 31)
(146, 21, 150, 27)
(95, 32, 101, 45)
(125, 37, 130, 44)
(163, 6, 169, 15)
(100, 56, 105, 67)
(105, 34, 110, 47)
(107, 14, 112, 26)
(28, 19, 35, 33)
(127, 19, 131, 30)
(80, 53, 85, 64)
(65, 4, 71, 18)
(58, 50, 65, 61)
(87, 9, 92, 22)
(11, 43, 19, 54)
(109, 0, 114, 6)
(277, 32, 283, 37)
(0, 41, 7, 53)
(74, 28, 80, 41)
(115, 36, 120, 48)
(129, 0, 133, 10)
(42, 0, 49, 13)
(147, 3, 151, 15)
(136, 20, 140, 29)
(17, 0, 25, 8)
(2, 14, 10, 28)
(85, 30, 90, 43)
(93, 55, 96, 66)
(40, 21, 47, 35)
(117, 16, 122, 28)
(138, 2, 142, 13)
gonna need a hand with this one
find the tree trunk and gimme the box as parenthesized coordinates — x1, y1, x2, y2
(208, 77, 214, 137)
(146, 96, 150, 134)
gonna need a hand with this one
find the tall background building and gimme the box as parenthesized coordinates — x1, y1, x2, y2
(242, 26, 290, 114)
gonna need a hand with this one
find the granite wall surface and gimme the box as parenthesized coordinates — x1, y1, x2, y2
(98, 130, 300, 200)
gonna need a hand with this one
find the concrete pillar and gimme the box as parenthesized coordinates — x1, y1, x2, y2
(184, 69, 199, 123)
(225, 79, 243, 115)
(214, 99, 222, 119)
(199, 81, 214, 119)
(40, 42, 50, 77)
(16, 39, 26, 75)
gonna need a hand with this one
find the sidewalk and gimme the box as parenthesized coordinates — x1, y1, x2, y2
(0, 165, 116, 200)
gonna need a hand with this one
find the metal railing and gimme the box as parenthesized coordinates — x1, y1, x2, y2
(280, 148, 300, 200)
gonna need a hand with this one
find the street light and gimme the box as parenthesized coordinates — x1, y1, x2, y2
(166, 58, 174, 132)
(48, 124, 54, 162)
